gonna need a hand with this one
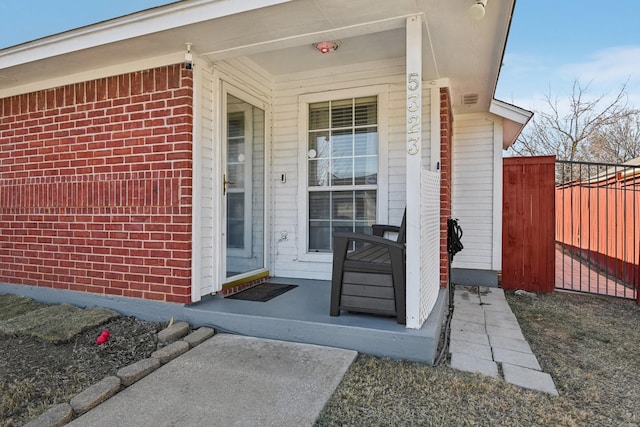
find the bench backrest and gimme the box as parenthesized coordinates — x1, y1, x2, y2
(396, 209, 407, 244)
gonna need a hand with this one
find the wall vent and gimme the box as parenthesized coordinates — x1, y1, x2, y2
(462, 93, 479, 105)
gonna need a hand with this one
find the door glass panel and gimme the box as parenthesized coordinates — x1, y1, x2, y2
(227, 193, 245, 249)
(226, 94, 265, 278)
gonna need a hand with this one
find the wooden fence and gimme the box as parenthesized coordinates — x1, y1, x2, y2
(556, 160, 640, 298)
(502, 156, 556, 292)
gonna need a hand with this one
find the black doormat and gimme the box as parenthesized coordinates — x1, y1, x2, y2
(225, 283, 297, 302)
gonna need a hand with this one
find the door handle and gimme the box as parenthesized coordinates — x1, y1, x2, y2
(223, 174, 234, 196)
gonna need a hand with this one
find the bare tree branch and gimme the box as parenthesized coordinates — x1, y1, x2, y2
(508, 79, 639, 163)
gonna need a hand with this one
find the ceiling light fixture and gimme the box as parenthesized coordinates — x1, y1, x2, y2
(468, 0, 487, 20)
(314, 40, 340, 54)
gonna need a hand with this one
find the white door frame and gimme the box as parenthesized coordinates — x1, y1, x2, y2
(216, 80, 270, 286)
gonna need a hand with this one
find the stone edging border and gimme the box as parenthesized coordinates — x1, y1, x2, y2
(24, 321, 215, 427)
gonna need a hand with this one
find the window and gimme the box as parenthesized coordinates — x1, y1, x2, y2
(307, 96, 378, 252)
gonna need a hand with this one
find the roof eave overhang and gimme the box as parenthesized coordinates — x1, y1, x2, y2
(0, 0, 292, 69)
(490, 98, 533, 150)
(0, 0, 517, 116)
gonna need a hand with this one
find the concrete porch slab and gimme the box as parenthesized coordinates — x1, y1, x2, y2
(0, 279, 448, 364)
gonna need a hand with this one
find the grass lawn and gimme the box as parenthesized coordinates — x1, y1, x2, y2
(316, 290, 640, 426)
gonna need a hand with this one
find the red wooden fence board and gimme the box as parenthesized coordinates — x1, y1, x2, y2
(555, 174, 640, 289)
(502, 156, 556, 292)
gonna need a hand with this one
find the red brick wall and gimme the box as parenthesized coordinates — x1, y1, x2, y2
(0, 64, 194, 303)
(439, 87, 453, 288)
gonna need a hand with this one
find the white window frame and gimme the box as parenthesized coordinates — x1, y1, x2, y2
(297, 85, 389, 263)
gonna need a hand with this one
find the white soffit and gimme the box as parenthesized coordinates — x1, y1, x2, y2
(0, 0, 517, 114)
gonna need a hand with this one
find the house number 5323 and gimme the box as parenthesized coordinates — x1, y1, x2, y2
(407, 73, 421, 155)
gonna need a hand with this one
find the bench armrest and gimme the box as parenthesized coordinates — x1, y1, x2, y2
(332, 232, 405, 251)
(371, 224, 401, 237)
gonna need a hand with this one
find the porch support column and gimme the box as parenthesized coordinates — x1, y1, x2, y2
(405, 15, 422, 329)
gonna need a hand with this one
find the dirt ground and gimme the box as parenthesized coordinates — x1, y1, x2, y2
(0, 296, 163, 427)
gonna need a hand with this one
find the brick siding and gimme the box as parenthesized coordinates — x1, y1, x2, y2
(0, 64, 194, 303)
(440, 87, 453, 288)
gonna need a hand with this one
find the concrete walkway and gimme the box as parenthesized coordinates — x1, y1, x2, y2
(68, 334, 357, 427)
(449, 286, 558, 396)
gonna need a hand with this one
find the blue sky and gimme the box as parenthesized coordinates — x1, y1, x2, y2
(0, 0, 177, 46)
(1, 0, 638, 112)
(496, 0, 640, 111)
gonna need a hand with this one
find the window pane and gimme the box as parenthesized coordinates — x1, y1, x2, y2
(331, 99, 353, 128)
(308, 160, 317, 187)
(309, 131, 330, 187)
(354, 222, 372, 235)
(354, 157, 377, 185)
(355, 128, 378, 155)
(332, 192, 353, 220)
(309, 132, 330, 158)
(309, 159, 330, 186)
(309, 192, 330, 219)
(331, 129, 353, 158)
(333, 221, 353, 234)
(309, 102, 329, 130)
(355, 190, 377, 220)
(309, 221, 331, 251)
(331, 159, 353, 186)
(354, 96, 377, 126)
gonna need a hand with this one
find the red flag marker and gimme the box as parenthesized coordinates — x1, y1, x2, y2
(96, 330, 110, 345)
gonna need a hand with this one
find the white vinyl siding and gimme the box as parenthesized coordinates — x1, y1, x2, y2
(270, 59, 432, 280)
(452, 113, 499, 271)
(195, 57, 436, 283)
(193, 63, 215, 300)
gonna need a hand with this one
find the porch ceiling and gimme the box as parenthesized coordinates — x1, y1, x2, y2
(0, 0, 515, 113)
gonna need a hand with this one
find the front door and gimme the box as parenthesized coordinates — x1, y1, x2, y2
(222, 86, 266, 281)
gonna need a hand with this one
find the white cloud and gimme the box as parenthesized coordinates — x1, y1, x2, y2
(495, 53, 553, 108)
(555, 46, 640, 108)
(499, 46, 640, 112)
(558, 46, 640, 84)
(501, 52, 550, 76)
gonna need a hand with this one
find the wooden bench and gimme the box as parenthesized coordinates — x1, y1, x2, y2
(330, 212, 406, 324)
